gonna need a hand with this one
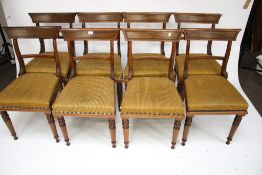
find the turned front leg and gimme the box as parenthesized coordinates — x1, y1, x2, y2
(57, 117, 70, 146)
(171, 119, 182, 149)
(45, 114, 59, 143)
(108, 119, 116, 148)
(122, 119, 129, 149)
(226, 115, 243, 145)
(1, 111, 18, 140)
(182, 116, 193, 146)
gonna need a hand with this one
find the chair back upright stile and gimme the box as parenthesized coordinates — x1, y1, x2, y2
(123, 12, 172, 56)
(5, 26, 62, 77)
(77, 12, 123, 55)
(29, 13, 76, 53)
(27, 13, 77, 82)
(122, 28, 182, 81)
(174, 13, 222, 55)
(61, 28, 120, 80)
(182, 28, 241, 81)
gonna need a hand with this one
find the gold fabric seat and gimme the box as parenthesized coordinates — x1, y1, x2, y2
(0, 73, 59, 110)
(26, 52, 70, 78)
(124, 60, 170, 78)
(176, 53, 222, 81)
(124, 53, 168, 78)
(53, 76, 115, 115)
(185, 75, 248, 111)
(76, 53, 122, 80)
(121, 77, 185, 115)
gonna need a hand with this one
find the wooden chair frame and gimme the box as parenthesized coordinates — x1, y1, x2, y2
(1, 26, 62, 142)
(121, 28, 184, 149)
(174, 13, 222, 93)
(174, 12, 222, 55)
(77, 12, 123, 110)
(28, 13, 77, 82)
(123, 12, 172, 56)
(54, 28, 119, 147)
(181, 28, 248, 146)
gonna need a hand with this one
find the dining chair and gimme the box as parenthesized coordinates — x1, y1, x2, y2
(121, 28, 185, 149)
(0, 26, 62, 142)
(181, 28, 249, 146)
(53, 28, 119, 147)
(28, 13, 76, 83)
(77, 12, 123, 109)
(122, 12, 175, 80)
(173, 13, 223, 94)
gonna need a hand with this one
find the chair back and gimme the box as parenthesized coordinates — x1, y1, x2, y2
(123, 12, 172, 55)
(28, 13, 76, 53)
(61, 28, 120, 79)
(122, 28, 182, 80)
(174, 13, 222, 55)
(4, 26, 61, 76)
(182, 28, 241, 80)
(77, 12, 123, 55)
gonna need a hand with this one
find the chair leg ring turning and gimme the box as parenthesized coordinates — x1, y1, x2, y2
(108, 119, 117, 148)
(122, 119, 129, 149)
(182, 117, 193, 146)
(171, 120, 182, 149)
(57, 117, 70, 146)
(1, 111, 18, 140)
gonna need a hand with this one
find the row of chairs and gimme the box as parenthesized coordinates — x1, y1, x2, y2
(0, 13, 248, 149)
(26, 12, 223, 109)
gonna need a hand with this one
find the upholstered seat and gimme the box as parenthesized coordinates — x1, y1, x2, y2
(53, 76, 115, 115)
(76, 53, 122, 80)
(185, 75, 248, 111)
(124, 53, 168, 78)
(0, 73, 59, 110)
(124, 59, 175, 79)
(26, 52, 70, 78)
(121, 77, 185, 115)
(176, 53, 222, 81)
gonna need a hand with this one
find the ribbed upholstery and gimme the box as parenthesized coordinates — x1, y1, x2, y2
(53, 76, 115, 114)
(176, 53, 221, 81)
(124, 59, 173, 78)
(185, 75, 249, 111)
(76, 53, 122, 80)
(0, 73, 59, 110)
(26, 52, 70, 78)
(121, 77, 185, 115)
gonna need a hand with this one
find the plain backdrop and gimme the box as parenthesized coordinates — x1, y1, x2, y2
(1, 1, 262, 175)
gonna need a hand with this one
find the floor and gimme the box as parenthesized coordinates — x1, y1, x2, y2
(0, 57, 262, 175)
(239, 50, 262, 114)
(0, 60, 16, 91)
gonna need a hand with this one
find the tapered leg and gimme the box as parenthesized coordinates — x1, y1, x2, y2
(122, 119, 129, 149)
(45, 114, 59, 143)
(171, 120, 182, 149)
(117, 82, 123, 111)
(0, 111, 18, 140)
(57, 117, 70, 146)
(108, 119, 116, 148)
(226, 115, 243, 145)
(182, 117, 193, 146)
